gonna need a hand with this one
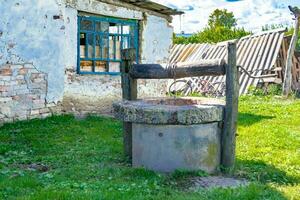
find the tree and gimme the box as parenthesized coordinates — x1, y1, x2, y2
(208, 9, 237, 29)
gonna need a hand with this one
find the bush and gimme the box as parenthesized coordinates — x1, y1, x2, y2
(174, 26, 250, 44)
(248, 84, 282, 96)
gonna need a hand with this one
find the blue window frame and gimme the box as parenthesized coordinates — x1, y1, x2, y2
(77, 15, 139, 75)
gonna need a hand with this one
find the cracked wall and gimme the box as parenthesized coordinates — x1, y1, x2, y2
(0, 0, 68, 103)
(0, 0, 174, 120)
(0, 64, 60, 123)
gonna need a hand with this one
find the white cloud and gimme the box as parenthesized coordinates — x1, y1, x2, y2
(152, 0, 300, 33)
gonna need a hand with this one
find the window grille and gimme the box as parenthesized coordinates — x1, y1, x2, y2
(77, 16, 138, 75)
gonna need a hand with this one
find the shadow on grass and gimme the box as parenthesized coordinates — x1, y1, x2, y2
(235, 159, 299, 185)
(238, 113, 274, 126)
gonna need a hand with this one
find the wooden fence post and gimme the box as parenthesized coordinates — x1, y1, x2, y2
(121, 48, 137, 160)
(282, 6, 300, 96)
(221, 41, 239, 170)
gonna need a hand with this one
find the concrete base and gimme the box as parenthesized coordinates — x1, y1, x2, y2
(132, 123, 221, 173)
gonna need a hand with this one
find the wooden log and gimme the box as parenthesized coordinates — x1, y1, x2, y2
(130, 59, 225, 79)
(221, 41, 239, 170)
(121, 48, 137, 160)
(283, 6, 300, 96)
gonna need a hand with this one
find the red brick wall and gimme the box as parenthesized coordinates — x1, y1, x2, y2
(0, 64, 60, 124)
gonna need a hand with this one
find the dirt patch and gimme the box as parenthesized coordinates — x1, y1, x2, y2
(27, 163, 49, 172)
(190, 176, 249, 189)
(19, 163, 50, 172)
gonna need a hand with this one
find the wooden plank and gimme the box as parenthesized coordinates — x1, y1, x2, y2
(273, 67, 282, 71)
(283, 7, 300, 96)
(244, 33, 271, 94)
(236, 36, 256, 94)
(258, 77, 282, 84)
(130, 59, 226, 79)
(221, 41, 239, 170)
(121, 48, 137, 160)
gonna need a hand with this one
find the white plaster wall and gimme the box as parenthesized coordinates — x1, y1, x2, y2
(63, 1, 174, 114)
(65, 0, 143, 20)
(0, 0, 68, 103)
(0, 0, 174, 115)
(63, 7, 78, 70)
(140, 14, 173, 64)
(137, 13, 173, 99)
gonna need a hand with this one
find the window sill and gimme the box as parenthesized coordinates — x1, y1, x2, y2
(77, 71, 121, 76)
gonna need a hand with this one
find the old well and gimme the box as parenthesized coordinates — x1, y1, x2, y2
(113, 97, 225, 173)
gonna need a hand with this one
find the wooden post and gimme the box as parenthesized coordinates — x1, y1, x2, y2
(121, 48, 137, 160)
(283, 6, 300, 97)
(221, 41, 239, 170)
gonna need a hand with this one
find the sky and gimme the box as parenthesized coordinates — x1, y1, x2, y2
(152, 0, 300, 33)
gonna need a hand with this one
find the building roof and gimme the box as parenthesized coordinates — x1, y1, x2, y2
(122, 0, 184, 15)
(169, 28, 287, 95)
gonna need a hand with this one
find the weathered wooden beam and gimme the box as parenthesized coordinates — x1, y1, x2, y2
(121, 48, 137, 160)
(283, 6, 300, 96)
(130, 59, 226, 79)
(221, 42, 239, 170)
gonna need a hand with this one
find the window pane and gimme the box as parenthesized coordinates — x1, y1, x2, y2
(95, 61, 107, 72)
(102, 36, 109, 59)
(95, 35, 101, 58)
(115, 38, 121, 60)
(80, 19, 93, 31)
(109, 62, 120, 72)
(122, 25, 130, 34)
(95, 21, 109, 33)
(109, 22, 121, 34)
(109, 36, 115, 60)
(80, 61, 93, 72)
(80, 33, 86, 58)
(122, 36, 129, 49)
(86, 34, 94, 58)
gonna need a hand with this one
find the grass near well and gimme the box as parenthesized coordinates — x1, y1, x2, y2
(0, 96, 299, 199)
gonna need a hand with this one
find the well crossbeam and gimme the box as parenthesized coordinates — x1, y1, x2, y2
(130, 59, 226, 79)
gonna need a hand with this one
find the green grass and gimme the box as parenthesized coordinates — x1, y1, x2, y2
(0, 96, 299, 200)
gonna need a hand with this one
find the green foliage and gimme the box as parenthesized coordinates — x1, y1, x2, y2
(175, 26, 250, 44)
(248, 84, 282, 96)
(267, 84, 282, 96)
(174, 9, 251, 44)
(208, 9, 237, 29)
(261, 24, 285, 32)
(247, 85, 265, 96)
(287, 27, 300, 52)
(0, 98, 300, 199)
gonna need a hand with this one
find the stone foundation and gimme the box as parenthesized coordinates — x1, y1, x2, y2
(0, 64, 61, 124)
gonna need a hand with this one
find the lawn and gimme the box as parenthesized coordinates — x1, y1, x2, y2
(0, 96, 299, 200)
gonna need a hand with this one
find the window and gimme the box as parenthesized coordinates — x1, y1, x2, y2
(78, 16, 138, 75)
